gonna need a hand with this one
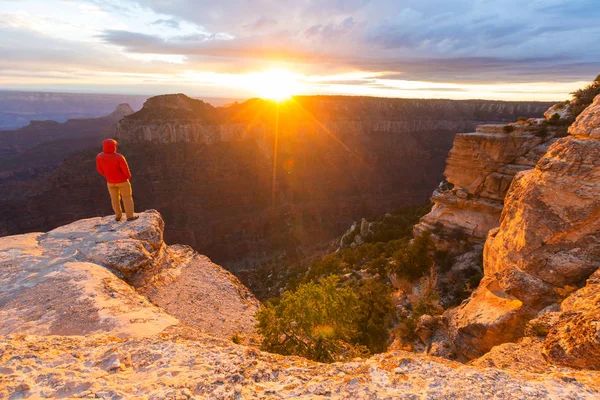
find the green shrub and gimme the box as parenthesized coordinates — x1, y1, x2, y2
(256, 276, 366, 362)
(434, 249, 454, 273)
(392, 232, 434, 280)
(354, 279, 396, 353)
(307, 253, 342, 281)
(365, 257, 389, 277)
(535, 126, 548, 139)
(570, 77, 600, 117)
(393, 270, 443, 343)
(339, 248, 359, 267)
(517, 116, 528, 122)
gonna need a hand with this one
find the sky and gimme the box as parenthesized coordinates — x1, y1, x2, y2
(1, 0, 599, 101)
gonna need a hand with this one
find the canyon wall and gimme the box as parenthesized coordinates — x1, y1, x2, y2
(439, 96, 600, 364)
(414, 120, 558, 247)
(0, 95, 553, 272)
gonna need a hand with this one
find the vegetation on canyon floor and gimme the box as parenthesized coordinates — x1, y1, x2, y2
(255, 203, 475, 362)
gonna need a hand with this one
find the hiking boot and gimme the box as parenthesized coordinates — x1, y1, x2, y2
(127, 215, 140, 221)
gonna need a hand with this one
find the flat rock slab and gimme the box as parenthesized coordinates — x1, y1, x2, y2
(1, 333, 599, 399)
(0, 210, 260, 339)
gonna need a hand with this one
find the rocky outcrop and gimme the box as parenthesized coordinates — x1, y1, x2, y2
(0, 210, 259, 339)
(543, 269, 600, 369)
(447, 98, 600, 360)
(2, 333, 599, 399)
(569, 94, 600, 138)
(544, 102, 573, 121)
(414, 119, 557, 248)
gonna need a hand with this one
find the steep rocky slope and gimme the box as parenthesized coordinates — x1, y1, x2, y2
(0, 95, 553, 275)
(2, 210, 600, 398)
(414, 119, 559, 247)
(442, 96, 600, 362)
(0, 210, 259, 339)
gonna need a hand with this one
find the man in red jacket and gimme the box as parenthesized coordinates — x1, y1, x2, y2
(96, 139, 138, 221)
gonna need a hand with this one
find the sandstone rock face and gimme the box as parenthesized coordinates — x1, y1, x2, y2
(569, 94, 600, 138)
(543, 269, 600, 369)
(447, 105, 600, 359)
(415, 119, 554, 246)
(139, 244, 260, 338)
(0, 210, 259, 339)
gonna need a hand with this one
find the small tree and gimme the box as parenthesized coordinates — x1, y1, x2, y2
(392, 232, 435, 280)
(256, 276, 364, 362)
(306, 253, 342, 281)
(354, 279, 396, 353)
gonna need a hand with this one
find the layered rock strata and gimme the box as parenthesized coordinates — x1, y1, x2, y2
(414, 119, 556, 247)
(1, 95, 552, 273)
(447, 95, 600, 360)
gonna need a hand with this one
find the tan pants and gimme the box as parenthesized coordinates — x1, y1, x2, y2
(107, 181, 135, 220)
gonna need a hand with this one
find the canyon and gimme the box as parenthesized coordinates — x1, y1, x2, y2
(0, 91, 599, 398)
(0, 95, 553, 275)
(1, 210, 599, 399)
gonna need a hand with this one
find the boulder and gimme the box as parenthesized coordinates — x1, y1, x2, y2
(569, 94, 600, 138)
(544, 102, 573, 121)
(448, 117, 600, 358)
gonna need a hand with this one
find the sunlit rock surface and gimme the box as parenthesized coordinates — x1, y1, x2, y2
(1, 332, 599, 399)
(543, 269, 600, 369)
(414, 118, 556, 248)
(569, 94, 600, 138)
(447, 101, 600, 360)
(0, 210, 259, 339)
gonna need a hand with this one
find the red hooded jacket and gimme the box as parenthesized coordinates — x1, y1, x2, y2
(96, 139, 132, 184)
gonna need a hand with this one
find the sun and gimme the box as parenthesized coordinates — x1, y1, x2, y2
(250, 69, 302, 101)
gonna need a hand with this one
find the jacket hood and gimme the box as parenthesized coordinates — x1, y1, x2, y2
(102, 139, 117, 154)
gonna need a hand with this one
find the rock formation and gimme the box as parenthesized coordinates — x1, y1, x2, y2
(446, 95, 600, 361)
(1, 204, 600, 398)
(0, 210, 259, 339)
(0, 95, 553, 279)
(543, 268, 600, 369)
(414, 119, 558, 248)
(2, 329, 599, 398)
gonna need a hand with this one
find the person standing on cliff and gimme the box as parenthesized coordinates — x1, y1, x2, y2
(96, 139, 139, 222)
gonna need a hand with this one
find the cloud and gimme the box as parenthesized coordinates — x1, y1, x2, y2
(244, 17, 277, 30)
(1, 0, 600, 99)
(150, 18, 180, 29)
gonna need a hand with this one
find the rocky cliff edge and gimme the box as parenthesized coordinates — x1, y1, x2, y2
(0, 210, 259, 339)
(2, 211, 600, 398)
(446, 95, 600, 366)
